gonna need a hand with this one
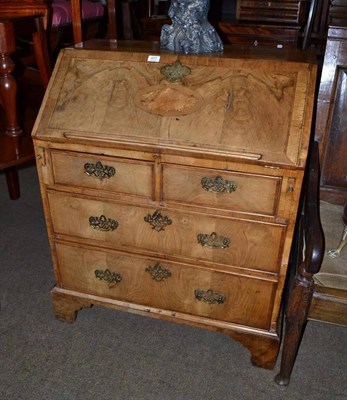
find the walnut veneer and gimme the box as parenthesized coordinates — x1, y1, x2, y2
(32, 41, 317, 369)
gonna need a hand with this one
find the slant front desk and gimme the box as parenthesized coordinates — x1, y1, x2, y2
(33, 41, 317, 369)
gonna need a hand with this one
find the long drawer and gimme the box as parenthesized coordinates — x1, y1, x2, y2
(55, 242, 275, 329)
(162, 164, 282, 216)
(51, 151, 153, 198)
(48, 192, 286, 273)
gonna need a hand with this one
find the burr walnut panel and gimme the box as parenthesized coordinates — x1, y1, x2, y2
(48, 60, 296, 154)
(51, 150, 153, 198)
(47, 191, 286, 273)
(55, 242, 275, 329)
(33, 47, 316, 167)
(162, 164, 282, 216)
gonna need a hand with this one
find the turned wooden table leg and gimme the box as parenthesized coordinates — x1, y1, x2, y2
(0, 21, 24, 200)
(0, 22, 23, 138)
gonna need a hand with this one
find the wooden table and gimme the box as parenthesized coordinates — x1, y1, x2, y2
(0, 0, 51, 199)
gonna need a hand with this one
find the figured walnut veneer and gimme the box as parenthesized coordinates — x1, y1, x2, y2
(33, 42, 317, 370)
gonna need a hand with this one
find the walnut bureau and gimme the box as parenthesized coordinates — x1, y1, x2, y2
(32, 41, 317, 369)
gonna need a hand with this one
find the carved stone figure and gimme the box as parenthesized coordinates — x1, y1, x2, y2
(160, 0, 224, 54)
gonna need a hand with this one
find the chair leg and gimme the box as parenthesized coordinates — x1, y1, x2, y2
(33, 16, 52, 88)
(70, 0, 83, 44)
(275, 269, 315, 386)
(107, 0, 117, 39)
(5, 167, 20, 200)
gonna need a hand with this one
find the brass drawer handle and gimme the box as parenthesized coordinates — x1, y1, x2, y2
(195, 289, 225, 304)
(84, 161, 116, 180)
(95, 269, 122, 286)
(145, 262, 172, 281)
(89, 215, 119, 231)
(197, 232, 230, 249)
(144, 210, 172, 231)
(201, 175, 237, 194)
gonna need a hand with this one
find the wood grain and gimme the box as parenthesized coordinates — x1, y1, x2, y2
(162, 163, 282, 216)
(50, 286, 280, 369)
(32, 43, 317, 371)
(55, 242, 275, 329)
(51, 150, 153, 198)
(48, 191, 286, 273)
(33, 46, 316, 167)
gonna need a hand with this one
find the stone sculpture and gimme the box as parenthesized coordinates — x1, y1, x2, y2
(160, 0, 224, 54)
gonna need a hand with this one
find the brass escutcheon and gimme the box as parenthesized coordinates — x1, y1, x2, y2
(89, 215, 118, 231)
(95, 269, 122, 286)
(145, 263, 172, 281)
(84, 161, 116, 180)
(201, 175, 237, 194)
(197, 232, 230, 249)
(160, 60, 191, 83)
(144, 210, 172, 231)
(195, 289, 225, 304)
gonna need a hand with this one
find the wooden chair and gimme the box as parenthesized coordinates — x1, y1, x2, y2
(70, 0, 116, 43)
(274, 140, 325, 386)
(275, 25, 347, 385)
(68, 0, 148, 42)
(49, 0, 106, 53)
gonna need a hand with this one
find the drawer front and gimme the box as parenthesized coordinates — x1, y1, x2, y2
(48, 192, 286, 273)
(56, 243, 275, 329)
(163, 164, 281, 216)
(51, 151, 153, 198)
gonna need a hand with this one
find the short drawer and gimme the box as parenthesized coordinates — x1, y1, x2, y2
(55, 243, 275, 329)
(162, 164, 281, 216)
(48, 192, 286, 273)
(51, 151, 153, 198)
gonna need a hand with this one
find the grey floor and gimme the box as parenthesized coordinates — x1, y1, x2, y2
(1, 164, 346, 400)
